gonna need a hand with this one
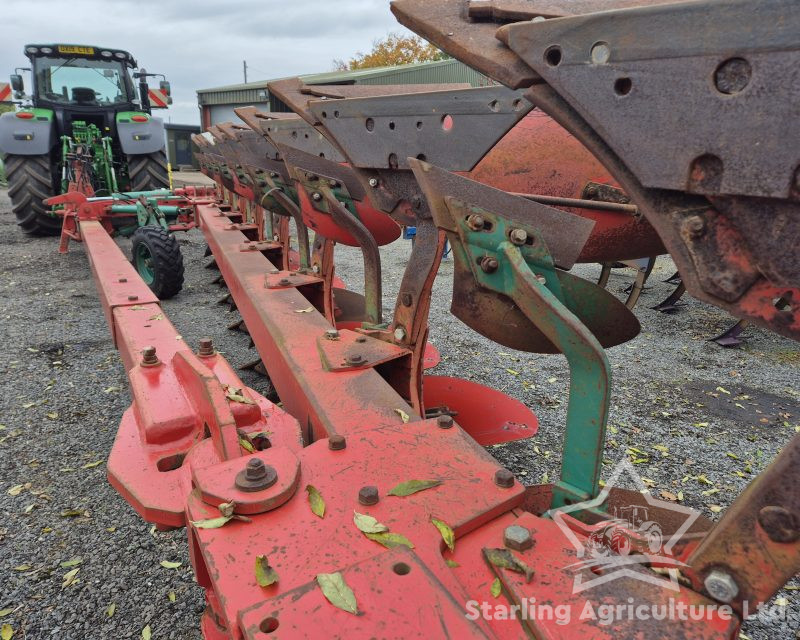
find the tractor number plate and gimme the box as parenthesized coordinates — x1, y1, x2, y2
(58, 45, 94, 55)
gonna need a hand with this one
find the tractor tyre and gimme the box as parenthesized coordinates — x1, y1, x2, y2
(4, 154, 61, 236)
(127, 150, 169, 192)
(131, 225, 184, 299)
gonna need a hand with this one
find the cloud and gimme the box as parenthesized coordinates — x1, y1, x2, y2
(0, 0, 413, 124)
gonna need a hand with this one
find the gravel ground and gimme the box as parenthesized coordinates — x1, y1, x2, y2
(0, 177, 797, 639)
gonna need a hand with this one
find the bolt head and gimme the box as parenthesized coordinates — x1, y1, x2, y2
(401, 293, 413, 307)
(119, 277, 127, 283)
(312, 192, 322, 202)
(704, 569, 739, 603)
(509, 228, 528, 245)
(141, 346, 159, 365)
(494, 468, 515, 488)
(685, 215, 706, 238)
(368, 178, 379, 188)
(346, 354, 364, 365)
(246, 458, 266, 479)
(504, 525, 533, 551)
(393, 326, 407, 342)
(437, 415, 453, 429)
(235, 459, 277, 492)
(325, 329, 340, 340)
(278, 278, 290, 286)
(355, 336, 367, 343)
(466, 214, 485, 231)
(128, 295, 138, 301)
(358, 486, 379, 506)
(198, 338, 214, 356)
(328, 434, 346, 450)
(480, 256, 499, 274)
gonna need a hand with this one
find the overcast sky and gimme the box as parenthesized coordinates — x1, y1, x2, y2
(0, 0, 413, 124)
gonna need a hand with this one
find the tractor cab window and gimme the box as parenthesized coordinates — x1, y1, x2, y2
(33, 57, 133, 105)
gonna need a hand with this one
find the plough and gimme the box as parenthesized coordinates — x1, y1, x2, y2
(48, 1, 798, 638)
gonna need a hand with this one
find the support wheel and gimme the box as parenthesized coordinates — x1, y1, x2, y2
(127, 150, 169, 191)
(131, 226, 184, 298)
(4, 154, 60, 235)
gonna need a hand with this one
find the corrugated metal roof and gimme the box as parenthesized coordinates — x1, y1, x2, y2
(197, 59, 493, 107)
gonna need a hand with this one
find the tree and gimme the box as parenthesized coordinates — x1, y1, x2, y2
(333, 33, 448, 71)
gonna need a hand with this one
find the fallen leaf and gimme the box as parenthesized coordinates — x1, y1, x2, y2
(191, 516, 232, 529)
(306, 485, 325, 518)
(394, 409, 410, 424)
(7, 484, 30, 497)
(142, 625, 151, 640)
(431, 517, 455, 552)
(255, 555, 279, 587)
(364, 531, 414, 549)
(148, 314, 164, 321)
(60, 509, 88, 518)
(491, 577, 502, 598)
(62, 567, 80, 588)
(12, 565, 30, 572)
(81, 461, 103, 469)
(709, 505, 723, 514)
(353, 511, 388, 534)
(483, 548, 534, 582)
(0, 611, 11, 619)
(294, 307, 314, 313)
(716, 386, 731, 395)
(218, 501, 235, 518)
(505, 368, 519, 376)
(60, 557, 82, 568)
(388, 479, 441, 497)
(168, 591, 176, 602)
(660, 491, 678, 502)
(106, 603, 115, 618)
(103, 386, 120, 393)
(775, 597, 788, 606)
(160, 560, 182, 569)
(238, 438, 255, 453)
(129, 305, 147, 310)
(225, 386, 255, 405)
(445, 559, 460, 568)
(547, 377, 557, 383)
(22, 403, 35, 409)
(316, 572, 358, 614)
(46, 412, 59, 420)
(0, 624, 12, 640)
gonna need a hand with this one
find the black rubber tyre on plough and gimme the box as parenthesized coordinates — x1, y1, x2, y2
(131, 225, 184, 299)
(4, 153, 61, 236)
(127, 150, 170, 192)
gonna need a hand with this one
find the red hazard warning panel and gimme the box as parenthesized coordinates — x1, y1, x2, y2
(0, 83, 12, 102)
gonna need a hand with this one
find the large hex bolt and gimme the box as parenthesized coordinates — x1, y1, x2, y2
(466, 214, 485, 231)
(198, 338, 215, 356)
(684, 215, 706, 239)
(324, 329, 340, 340)
(328, 434, 347, 450)
(141, 346, 159, 367)
(758, 505, 799, 543)
(437, 415, 453, 429)
(235, 458, 278, 492)
(494, 468, 515, 488)
(346, 354, 364, 366)
(504, 525, 533, 551)
(703, 569, 740, 603)
(358, 486, 379, 506)
(509, 228, 528, 245)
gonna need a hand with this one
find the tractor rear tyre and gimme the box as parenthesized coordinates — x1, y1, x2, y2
(131, 226, 184, 299)
(127, 150, 169, 192)
(4, 154, 61, 236)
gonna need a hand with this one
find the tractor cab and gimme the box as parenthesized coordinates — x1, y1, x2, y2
(10, 44, 170, 139)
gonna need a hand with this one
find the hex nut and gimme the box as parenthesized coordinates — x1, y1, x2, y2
(704, 569, 739, 603)
(504, 525, 533, 551)
(358, 486, 379, 506)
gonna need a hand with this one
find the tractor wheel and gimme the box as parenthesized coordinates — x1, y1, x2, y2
(127, 150, 169, 192)
(131, 226, 184, 299)
(4, 154, 61, 236)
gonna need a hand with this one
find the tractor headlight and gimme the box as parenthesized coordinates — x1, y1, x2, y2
(25, 46, 38, 54)
(101, 50, 113, 58)
(114, 52, 125, 59)
(40, 47, 53, 54)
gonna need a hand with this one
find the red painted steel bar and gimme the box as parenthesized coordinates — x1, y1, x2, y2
(78, 218, 302, 527)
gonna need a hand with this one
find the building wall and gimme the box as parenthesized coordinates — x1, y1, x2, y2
(205, 102, 268, 128)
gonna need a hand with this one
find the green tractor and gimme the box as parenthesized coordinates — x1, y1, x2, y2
(0, 44, 172, 235)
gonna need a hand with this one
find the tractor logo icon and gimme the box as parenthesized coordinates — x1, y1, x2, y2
(586, 505, 663, 557)
(552, 457, 699, 593)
